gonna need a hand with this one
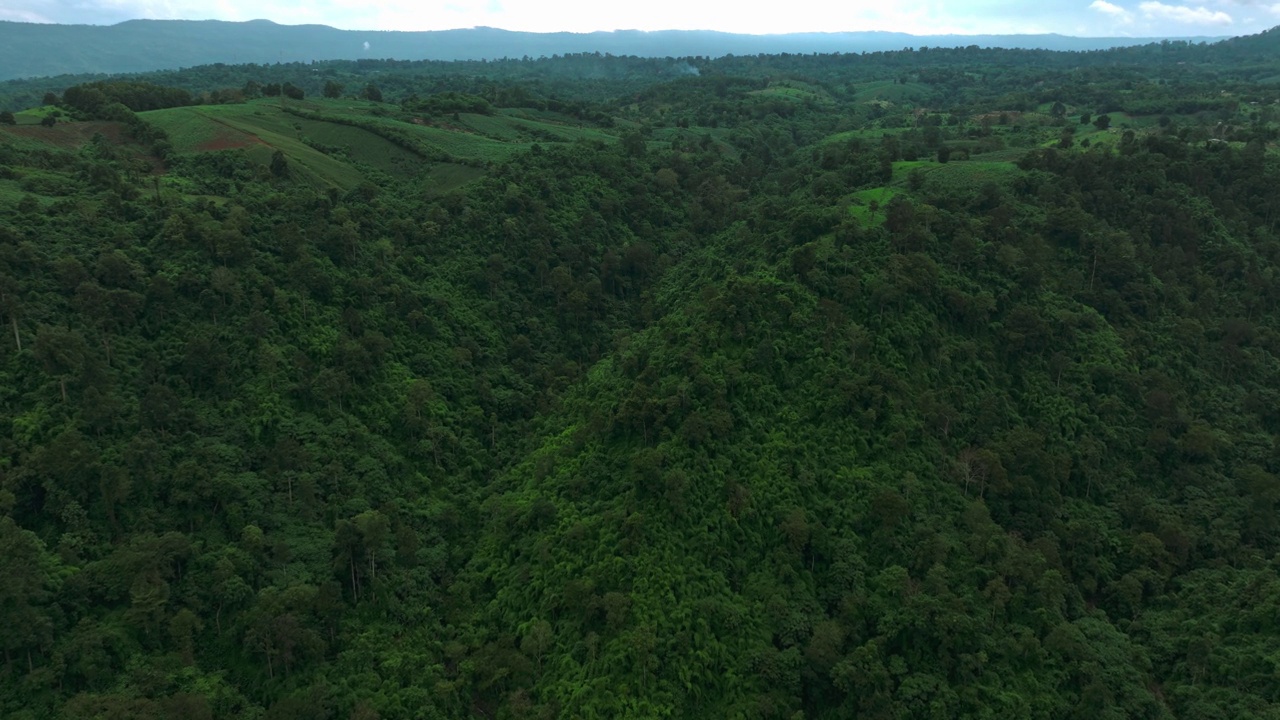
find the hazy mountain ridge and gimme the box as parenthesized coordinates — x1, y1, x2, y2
(0, 18, 1230, 81)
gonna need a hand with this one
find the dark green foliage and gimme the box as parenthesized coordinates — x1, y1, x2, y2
(403, 91, 494, 116)
(3, 35, 1280, 720)
(270, 150, 289, 178)
(61, 80, 193, 115)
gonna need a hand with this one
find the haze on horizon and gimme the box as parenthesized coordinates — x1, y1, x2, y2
(1, 0, 1276, 38)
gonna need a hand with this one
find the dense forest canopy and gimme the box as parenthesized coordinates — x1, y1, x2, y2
(2, 25, 1280, 719)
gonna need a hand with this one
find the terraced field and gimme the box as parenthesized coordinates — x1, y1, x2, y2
(0, 120, 130, 151)
(142, 98, 620, 189)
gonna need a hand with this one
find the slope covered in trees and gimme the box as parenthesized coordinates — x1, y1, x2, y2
(2, 33, 1280, 719)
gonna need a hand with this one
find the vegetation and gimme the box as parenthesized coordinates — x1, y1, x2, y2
(2, 25, 1280, 719)
(0, 19, 1213, 82)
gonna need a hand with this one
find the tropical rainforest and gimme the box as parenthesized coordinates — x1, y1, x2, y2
(3, 25, 1280, 720)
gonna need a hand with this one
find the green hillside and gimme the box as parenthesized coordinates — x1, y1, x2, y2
(133, 98, 622, 191)
(3, 40, 1280, 720)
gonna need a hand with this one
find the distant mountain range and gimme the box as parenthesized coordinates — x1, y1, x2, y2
(0, 19, 1232, 81)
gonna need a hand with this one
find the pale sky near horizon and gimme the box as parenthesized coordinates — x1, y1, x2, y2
(1, 0, 1277, 37)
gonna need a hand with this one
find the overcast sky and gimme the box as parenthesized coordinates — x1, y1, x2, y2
(2, 0, 1277, 37)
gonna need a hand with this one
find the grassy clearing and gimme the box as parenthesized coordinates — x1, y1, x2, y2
(848, 186, 903, 225)
(891, 160, 934, 176)
(232, 125, 365, 189)
(145, 105, 262, 151)
(394, 122, 526, 163)
(507, 116, 616, 143)
(457, 113, 526, 141)
(154, 103, 487, 190)
(12, 106, 69, 126)
(299, 99, 612, 159)
(890, 159, 1021, 188)
(144, 98, 615, 188)
(928, 160, 1021, 187)
(822, 126, 915, 145)
(290, 119, 423, 178)
(220, 109, 423, 178)
(457, 113, 616, 144)
(146, 103, 373, 188)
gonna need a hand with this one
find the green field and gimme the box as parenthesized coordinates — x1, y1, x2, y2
(143, 105, 253, 151)
(145, 103, 368, 189)
(848, 186, 904, 225)
(892, 158, 1021, 187)
(821, 127, 912, 145)
(11, 105, 69, 126)
(934, 159, 1020, 185)
(141, 99, 619, 188)
(460, 111, 616, 144)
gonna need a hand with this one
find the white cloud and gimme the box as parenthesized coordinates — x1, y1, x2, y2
(4, 0, 1273, 35)
(1089, 0, 1135, 22)
(1138, 1, 1234, 24)
(0, 7, 53, 21)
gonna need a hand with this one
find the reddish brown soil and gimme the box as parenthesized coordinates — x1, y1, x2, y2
(2, 121, 130, 149)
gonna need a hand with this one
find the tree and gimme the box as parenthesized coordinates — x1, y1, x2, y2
(40, 114, 57, 127)
(33, 326, 89, 401)
(0, 517, 55, 670)
(362, 83, 383, 102)
(323, 81, 344, 99)
(0, 110, 14, 125)
(270, 150, 289, 178)
(1093, 114, 1112, 130)
(42, 92, 59, 106)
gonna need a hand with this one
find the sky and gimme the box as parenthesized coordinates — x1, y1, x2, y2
(1, 0, 1278, 37)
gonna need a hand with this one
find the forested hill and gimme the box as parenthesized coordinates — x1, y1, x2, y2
(3, 39, 1280, 719)
(0, 18, 1227, 81)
